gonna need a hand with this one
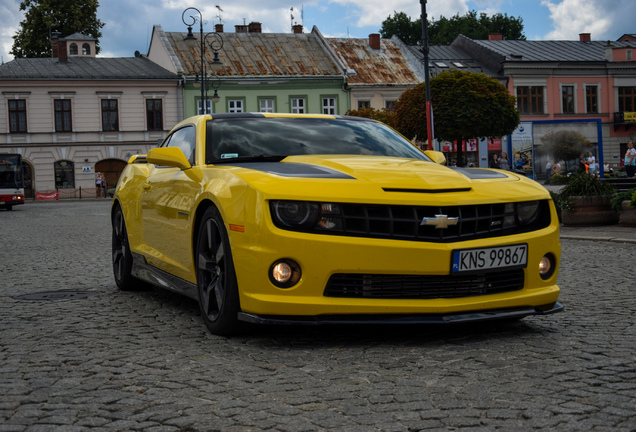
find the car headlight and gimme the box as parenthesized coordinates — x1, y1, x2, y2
(516, 201, 540, 225)
(270, 201, 343, 231)
(270, 201, 321, 228)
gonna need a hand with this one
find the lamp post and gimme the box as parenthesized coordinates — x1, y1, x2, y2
(420, 0, 434, 149)
(182, 7, 224, 114)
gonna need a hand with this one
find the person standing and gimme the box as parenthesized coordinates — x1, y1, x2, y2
(625, 141, 636, 178)
(95, 173, 102, 198)
(499, 152, 510, 170)
(101, 175, 107, 198)
(587, 151, 597, 177)
(489, 153, 500, 169)
(546, 159, 552, 183)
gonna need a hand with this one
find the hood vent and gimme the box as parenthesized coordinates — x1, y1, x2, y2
(383, 187, 472, 194)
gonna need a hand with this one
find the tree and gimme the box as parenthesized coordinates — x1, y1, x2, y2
(345, 107, 395, 128)
(539, 130, 592, 173)
(393, 69, 520, 166)
(11, 0, 104, 58)
(380, 10, 525, 45)
(379, 11, 421, 45)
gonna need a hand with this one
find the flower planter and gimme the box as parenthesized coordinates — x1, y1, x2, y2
(619, 201, 636, 227)
(562, 195, 618, 226)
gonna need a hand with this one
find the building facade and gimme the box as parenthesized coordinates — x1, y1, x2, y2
(0, 33, 179, 198)
(450, 33, 636, 176)
(147, 24, 349, 118)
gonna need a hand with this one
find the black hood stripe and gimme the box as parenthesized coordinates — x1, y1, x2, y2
(228, 162, 355, 179)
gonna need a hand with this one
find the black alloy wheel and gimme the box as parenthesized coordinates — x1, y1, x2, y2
(196, 206, 240, 336)
(112, 204, 138, 291)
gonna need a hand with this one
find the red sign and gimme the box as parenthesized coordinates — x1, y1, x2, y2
(487, 138, 502, 151)
(36, 191, 59, 200)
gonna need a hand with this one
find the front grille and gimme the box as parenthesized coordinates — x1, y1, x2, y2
(324, 270, 525, 299)
(273, 200, 551, 243)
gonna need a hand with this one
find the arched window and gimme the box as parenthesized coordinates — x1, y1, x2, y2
(69, 43, 78, 55)
(82, 43, 91, 55)
(54, 160, 75, 188)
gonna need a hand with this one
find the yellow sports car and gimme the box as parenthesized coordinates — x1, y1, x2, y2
(112, 113, 562, 335)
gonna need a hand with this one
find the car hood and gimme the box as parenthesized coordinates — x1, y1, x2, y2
(215, 155, 548, 203)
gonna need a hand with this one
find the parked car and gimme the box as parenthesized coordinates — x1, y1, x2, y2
(111, 113, 563, 335)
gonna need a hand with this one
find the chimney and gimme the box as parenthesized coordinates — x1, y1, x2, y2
(605, 41, 614, 62)
(51, 31, 61, 58)
(292, 24, 303, 34)
(579, 33, 591, 42)
(369, 33, 381, 50)
(58, 39, 68, 63)
(235, 25, 248, 33)
(248, 22, 262, 33)
(488, 33, 503, 41)
(215, 24, 224, 33)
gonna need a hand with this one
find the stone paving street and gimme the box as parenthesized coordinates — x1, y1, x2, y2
(1, 201, 635, 431)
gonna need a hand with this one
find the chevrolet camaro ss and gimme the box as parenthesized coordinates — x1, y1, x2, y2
(111, 113, 563, 335)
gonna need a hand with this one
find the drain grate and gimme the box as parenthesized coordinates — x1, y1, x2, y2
(13, 290, 103, 301)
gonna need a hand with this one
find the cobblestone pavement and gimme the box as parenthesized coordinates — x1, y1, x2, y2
(1, 201, 635, 432)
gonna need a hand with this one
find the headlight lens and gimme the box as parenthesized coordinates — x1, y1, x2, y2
(270, 201, 343, 231)
(271, 201, 321, 228)
(516, 201, 540, 225)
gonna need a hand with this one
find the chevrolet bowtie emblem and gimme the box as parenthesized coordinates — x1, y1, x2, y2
(420, 214, 459, 229)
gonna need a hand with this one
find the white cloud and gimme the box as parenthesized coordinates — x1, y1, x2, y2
(328, 0, 470, 28)
(0, 0, 23, 62)
(542, 0, 636, 40)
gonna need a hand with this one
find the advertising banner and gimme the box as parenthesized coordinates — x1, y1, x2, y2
(511, 122, 534, 177)
(36, 191, 59, 200)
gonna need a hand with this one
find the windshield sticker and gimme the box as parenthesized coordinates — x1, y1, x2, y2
(221, 153, 239, 159)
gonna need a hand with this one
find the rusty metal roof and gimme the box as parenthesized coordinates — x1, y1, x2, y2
(326, 37, 421, 86)
(163, 31, 343, 78)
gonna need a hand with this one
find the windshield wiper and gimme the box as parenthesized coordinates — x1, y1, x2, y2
(210, 154, 288, 164)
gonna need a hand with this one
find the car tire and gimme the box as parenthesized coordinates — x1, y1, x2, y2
(195, 205, 240, 336)
(112, 204, 141, 291)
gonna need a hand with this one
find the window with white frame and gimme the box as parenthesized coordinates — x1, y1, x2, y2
(259, 98, 275, 113)
(385, 100, 397, 111)
(228, 99, 244, 113)
(291, 98, 305, 113)
(357, 100, 370, 109)
(197, 99, 212, 115)
(322, 97, 336, 115)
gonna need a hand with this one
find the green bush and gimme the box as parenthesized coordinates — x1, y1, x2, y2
(559, 172, 616, 198)
(549, 173, 568, 184)
(556, 173, 616, 212)
(610, 188, 636, 212)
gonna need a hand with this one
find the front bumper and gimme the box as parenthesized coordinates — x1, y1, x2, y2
(238, 302, 564, 325)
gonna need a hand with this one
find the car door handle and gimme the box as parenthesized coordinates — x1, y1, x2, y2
(143, 183, 152, 191)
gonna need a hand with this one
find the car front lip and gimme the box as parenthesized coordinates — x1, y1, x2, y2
(237, 302, 564, 326)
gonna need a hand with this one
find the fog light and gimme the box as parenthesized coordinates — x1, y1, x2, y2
(539, 254, 555, 280)
(269, 259, 301, 288)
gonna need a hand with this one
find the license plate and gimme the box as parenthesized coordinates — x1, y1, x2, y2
(452, 244, 527, 273)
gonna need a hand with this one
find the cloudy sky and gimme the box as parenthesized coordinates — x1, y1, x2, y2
(1, 0, 634, 62)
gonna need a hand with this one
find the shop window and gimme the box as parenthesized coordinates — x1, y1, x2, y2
(54, 160, 75, 188)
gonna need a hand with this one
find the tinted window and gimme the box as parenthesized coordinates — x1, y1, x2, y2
(164, 125, 196, 164)
(205, 117, 428, 164)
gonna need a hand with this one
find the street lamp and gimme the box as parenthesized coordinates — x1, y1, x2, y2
(182, 7, 224, 114)
(420, 0, 434, 149)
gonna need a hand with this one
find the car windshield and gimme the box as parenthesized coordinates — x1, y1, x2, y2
(205, 116, 430, 164)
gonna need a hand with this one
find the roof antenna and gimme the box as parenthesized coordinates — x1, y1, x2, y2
(215, 5, 224, 24)
(290, 7, 294, 31)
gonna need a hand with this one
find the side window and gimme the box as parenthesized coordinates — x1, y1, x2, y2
(165, 125, 196, 165)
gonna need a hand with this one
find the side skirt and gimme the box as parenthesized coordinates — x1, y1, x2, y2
(131, 252, 198, 300)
